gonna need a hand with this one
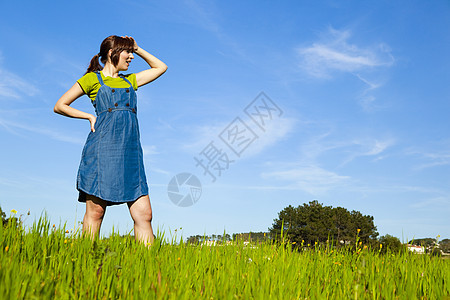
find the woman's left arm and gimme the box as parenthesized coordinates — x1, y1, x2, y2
(133, 41, 168, 87)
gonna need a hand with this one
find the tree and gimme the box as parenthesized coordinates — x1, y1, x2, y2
(269, 201, 378, 245)
(439, 239, 450, 254)
(378, 234, 404, 253)
(0, 206, 21, 228)
(0, 207, 6, 225)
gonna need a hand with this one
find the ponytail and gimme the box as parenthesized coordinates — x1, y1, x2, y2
(84, 35, 134, 75)
(85, 54, 102, 74)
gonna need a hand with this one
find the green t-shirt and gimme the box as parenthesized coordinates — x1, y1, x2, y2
(77, 71, 138, 102)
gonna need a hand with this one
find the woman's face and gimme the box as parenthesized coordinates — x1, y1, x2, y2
(117, 50, 134, 71)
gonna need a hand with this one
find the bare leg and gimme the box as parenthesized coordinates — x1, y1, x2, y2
(82, 194, 107, 239)
(127, 195, 154, 245)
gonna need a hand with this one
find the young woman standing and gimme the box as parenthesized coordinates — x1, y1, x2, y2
(54, 35, 167, 245)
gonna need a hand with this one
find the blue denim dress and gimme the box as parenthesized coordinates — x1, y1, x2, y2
(77, 72, 148, 205)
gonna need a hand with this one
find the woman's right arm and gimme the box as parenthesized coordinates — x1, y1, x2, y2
(54, 83, 97, 132)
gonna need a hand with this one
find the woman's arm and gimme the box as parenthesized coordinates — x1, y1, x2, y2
(131, 38, 168, 87)
(54, 83, 97, 132)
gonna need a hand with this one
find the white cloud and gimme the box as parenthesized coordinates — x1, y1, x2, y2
(297, 27, 394, 78)
(0, 68, 39, 99)
(0, 117, 84, 145)
(0, 51, 39, 99)
(410, 196, 450, 211)
(406, 142, 450, 170)
(262, 165, 351, 195)
(183, 116, 296, 159)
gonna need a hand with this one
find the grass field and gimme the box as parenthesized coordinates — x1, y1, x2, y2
(1, 216, 449, 299)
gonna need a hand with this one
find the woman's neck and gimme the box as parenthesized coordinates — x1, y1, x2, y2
(101, 63, 119, 78)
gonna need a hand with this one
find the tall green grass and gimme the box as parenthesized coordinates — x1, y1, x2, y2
(1, 216, 449, 299)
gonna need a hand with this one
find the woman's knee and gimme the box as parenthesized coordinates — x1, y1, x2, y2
(85, 196, 107, 220)
(135, 208, 152, 223)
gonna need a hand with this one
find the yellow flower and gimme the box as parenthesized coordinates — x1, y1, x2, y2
(292, 241, 296, 245)
(5, 246, 9, 252)
(264, 233, 266, 237)
(307, 244, 310, 247)
(10, 209, 17, 214)
(302, 240, 304, 243)
(359, 241, 362, 245)
(379, 244, 383, 248)
(65, 230, 69, 234)
(364, 245, 368, 249)
(357, 229, 361, 233)
(177, 257, 181, 261)
(315, 241, 318, 245)
(64, 239, 67, 244)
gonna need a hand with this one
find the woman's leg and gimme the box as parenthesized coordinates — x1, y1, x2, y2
(127, 195, 154, 245)
(82, 194, 107, 239)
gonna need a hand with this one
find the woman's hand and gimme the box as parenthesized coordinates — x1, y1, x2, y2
(123, 36, 139, 52)
(88, 114, 97, 132)
(120, 35, 167, 87)
(54, 83, 96, 131)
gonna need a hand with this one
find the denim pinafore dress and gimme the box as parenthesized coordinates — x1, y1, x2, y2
(77, 72, 148, 205)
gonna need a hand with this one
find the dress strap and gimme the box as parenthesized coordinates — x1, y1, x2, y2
(119, 74, 134, 89)
(95, 72, 104, 86)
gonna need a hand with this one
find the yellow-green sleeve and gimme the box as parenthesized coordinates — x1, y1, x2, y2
(124, 73, 138, 91)
(77, 73, 98, 95)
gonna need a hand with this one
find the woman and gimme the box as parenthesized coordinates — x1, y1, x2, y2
(54, 35, 167, 245)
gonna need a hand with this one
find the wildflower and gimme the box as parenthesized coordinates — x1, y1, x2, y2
(64, 239, 67, 244)
(315, 241, 318, 245)
(357, 229, 361, 233)
(307, 244, 310, 247)
(53, 224, 56, 228)
(5, 246, 9, 252)
(364, 245, 368, 249)
(359, 241, 362, 246)
(10, 209, 17, 214)
(65, 230, 69, 234)
(177, 257, 181, 261)
(380, 244, 383, 248)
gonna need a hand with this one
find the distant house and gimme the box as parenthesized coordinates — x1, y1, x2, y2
(407, 244, 425, 254)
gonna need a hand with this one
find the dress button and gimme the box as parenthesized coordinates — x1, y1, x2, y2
(126, 103, 130, 107)
(108, 108, 112, 112)
(112, 89, 115, 92)
(114, 103, 118, 107)
(126, 89, 130, 93)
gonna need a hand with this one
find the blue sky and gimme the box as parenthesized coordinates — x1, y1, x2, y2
(1, 1, 449, 241)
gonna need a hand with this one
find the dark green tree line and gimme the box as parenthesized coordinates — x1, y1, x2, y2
(269, 200, 378, 245)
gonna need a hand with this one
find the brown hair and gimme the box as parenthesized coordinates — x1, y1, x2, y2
(85, 35, 135, 74)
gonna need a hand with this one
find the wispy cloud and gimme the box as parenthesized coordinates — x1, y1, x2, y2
(297, 27, 394, 78)
(183, 116, 296, 160)
(406, 141, 450, 170)
(0, 117, 84, 145)
(182, 0, 252, 62)
(262, 165, 351, 195)
(258, 124, 395, 195)
(410, 196, 450, 211)
(0, 67, 39, 99)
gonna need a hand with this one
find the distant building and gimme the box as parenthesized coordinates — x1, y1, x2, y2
(407, 244, 425, 254)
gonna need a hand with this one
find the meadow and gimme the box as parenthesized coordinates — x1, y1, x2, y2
(1, 217, 449, 299)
